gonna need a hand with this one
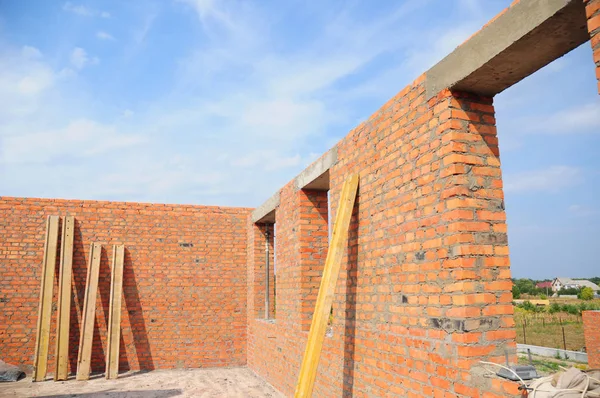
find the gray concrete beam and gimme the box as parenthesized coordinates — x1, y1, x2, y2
(252, 147, 338, 224)
(294, 147, 337, 191)
(251, 191, 279, 223)
(426, 0, 589, 98)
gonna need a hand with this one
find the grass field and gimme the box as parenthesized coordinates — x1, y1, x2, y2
(548, 297, 600, 306)
(514, 310, 585, 351)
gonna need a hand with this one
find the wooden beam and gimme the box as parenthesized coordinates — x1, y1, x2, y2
(294, 174, 359, 398)
(106, 244, 125, 379)
(76, 243, 102, 381)
(54, 215, 75, 381)
(33, 215, 60, 382)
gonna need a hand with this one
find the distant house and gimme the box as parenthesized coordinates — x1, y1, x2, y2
(552, 277, 600, 292)
(536, 281, 552, 289)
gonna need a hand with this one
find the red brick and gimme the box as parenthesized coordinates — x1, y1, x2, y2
(0, 197, 251, 373)
(583, 311, 600, 368)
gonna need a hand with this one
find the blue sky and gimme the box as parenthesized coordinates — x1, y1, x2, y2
(0, 0, 598, 279)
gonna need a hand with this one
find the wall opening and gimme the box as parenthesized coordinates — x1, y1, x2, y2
(493, 41, 600, 351)
(299, 188, 329, 332)
(254, 220, 276, 321)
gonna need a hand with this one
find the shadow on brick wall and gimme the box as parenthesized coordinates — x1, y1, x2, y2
(67, 223, 150, 375)
(342, 197, 359, 398)
(123, 248, 154, 371)
(67, 219, 85, 374)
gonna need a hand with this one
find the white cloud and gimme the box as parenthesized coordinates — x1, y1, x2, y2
(63, 2, 110, 18)
(133, 11, 157, 45)
(63, 2, 93, 16)
(522, 103, 600, 134)
(0, 47, 56, 119)
(231, 150, 304, 171)
(121, 109, 134, 118)
(70, 47, 99, 69)
(504, 166, 583, 193)
(96, 31, 115, 41)
(568, 205, 599, 217)
(0, 119, 145, 164)
(9, 1, 579, 208)
(179, 0, 230, 25)
(405, 24, 478, 74)
(21, 46, 43, 59)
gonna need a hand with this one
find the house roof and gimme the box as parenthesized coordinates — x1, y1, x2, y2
(576, 280, 600, 290)
(554, 277, 600, 290)
(536, 281, 552, 288)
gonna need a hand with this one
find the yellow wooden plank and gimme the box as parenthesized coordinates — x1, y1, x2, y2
(33, 215, 60, 382)
(106, 244, 125, 379)
(54, 215, 75, 381)
(76, 242, 102, 381)
(294, 174, 359, 398)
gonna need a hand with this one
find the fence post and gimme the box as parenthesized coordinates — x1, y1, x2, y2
(523, 322, 527, 345)
(561, 319, 567, 351)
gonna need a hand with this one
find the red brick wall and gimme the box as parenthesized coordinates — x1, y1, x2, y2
(587, 0, 600, 93)
(583, 311, 600, 368)
(0, 197, 250, 375)
(247, 75, 520, 397)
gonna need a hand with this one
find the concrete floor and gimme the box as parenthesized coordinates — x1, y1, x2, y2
(0, 367, 283, 398)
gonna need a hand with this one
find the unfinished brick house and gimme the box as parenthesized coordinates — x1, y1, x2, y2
(1, 0, 599, 396)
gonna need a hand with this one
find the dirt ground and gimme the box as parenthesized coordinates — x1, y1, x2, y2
(0, 367, 284, 398)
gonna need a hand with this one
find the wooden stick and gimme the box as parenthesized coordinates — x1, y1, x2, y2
(54, 215, 75, 381)
(76, 243, 102, 381)
(294, 174, 359, 398)
(33, 215, 60, 382)
(106, 244, 125, 379)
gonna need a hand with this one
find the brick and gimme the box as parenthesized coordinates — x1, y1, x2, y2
(589, 14, 600, 33)
(0, 197, 251, 374)
(4, 2, 567, 394)
(583, 311, 600, 368)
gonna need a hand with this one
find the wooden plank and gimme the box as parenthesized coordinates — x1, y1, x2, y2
(76, 243, 102, 381)
(33, 215, 60, 382)
(54, 215, 75, 381)
(105, 244, 125, 379)
(294, 174, 359, 398)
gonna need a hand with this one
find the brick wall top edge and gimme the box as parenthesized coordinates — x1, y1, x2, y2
(0, 195, 253, 213)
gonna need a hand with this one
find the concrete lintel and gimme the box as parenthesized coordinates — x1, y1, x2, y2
(252, 191, 279, 224)
(294, 147, 337, 191)
(426, 0, 589, 98)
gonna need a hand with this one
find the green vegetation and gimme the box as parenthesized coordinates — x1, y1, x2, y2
(511, 277, 600, 299)
(512, 285, 521, 299)
(514, 298, 600, 351)
(511, 278, 552, 299)
(557, 287, 581, 296)
(515, 300, 600, 315)
(514, 310, 585, 351)
(579, 287, 594, 301)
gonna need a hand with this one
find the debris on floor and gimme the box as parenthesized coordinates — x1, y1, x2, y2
(525, 367, 600, 397)
(0, 360, 25, 383)
(0, 367, 284, 398)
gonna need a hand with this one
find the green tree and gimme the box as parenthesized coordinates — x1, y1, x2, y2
(514, 278, 535, 295)
(549, 303, 560, 314)
(580, 286, 594, 301)
(512, 285, 521, 299)
(558, 287, 580, 296)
